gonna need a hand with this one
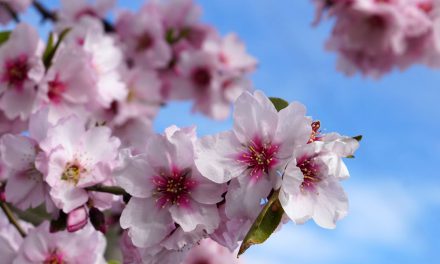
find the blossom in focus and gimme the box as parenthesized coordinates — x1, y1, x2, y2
(13, 222, 106, 264)
(39, 115, 120, 213)
(195, 90, 311, 219)
(116, 126, 226, 253)
(0, 23, 44, 120)
(279, 130, 359, 229)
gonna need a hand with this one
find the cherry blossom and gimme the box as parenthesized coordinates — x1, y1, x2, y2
(0, 109, 54, 211)
(39, 115, 120, 213)
(116, 5, 172, 69)
(116, 126, 226, 251)
(13, 222, 106, 264)
(195, 90, 311, 219)
(315, 0, 440, 77)
(0, 23, 44, 120)
(279, 132, 359, 229)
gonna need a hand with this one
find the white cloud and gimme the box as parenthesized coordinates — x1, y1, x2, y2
(244, 178, 440, 264)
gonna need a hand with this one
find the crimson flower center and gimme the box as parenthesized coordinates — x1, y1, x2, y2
(152, 169, 196, 208)
(3, 55, 29, 89)
(136, 32, 154, 52)
(238, 139, 279, 180)
(47, 76, 67, 103)
(191, 67, 212, 88)
(298, 157, 322, 192)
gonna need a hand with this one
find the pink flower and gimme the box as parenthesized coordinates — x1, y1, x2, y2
(203, 33, 258, 74)
(0, 0, 32, 25)
(39, 115, 120, 213)
(65, 18, 128, 109)
(158, 0, 202, 30)
(182, 238, 244, 264)
(111, 117, 154, 155)
(279, 132, 359, 229)
(67, 206, 88, 232)
(116, 6, 172, 69)
(209, 204, 252, 252)
(0, 111, 26, 138)
(0, 134, 51, 210)
(112, 68, 162, 126)
(13, 222, 106, 264)
(0, 23, 44, 120)
(195, 90, 311, 220)
(318, 0, 439, 77)
(171, 50, 251, 120)
(116, 126, 226, 249)
(0, 109, 55, 211)
(37, 47, 96, 122)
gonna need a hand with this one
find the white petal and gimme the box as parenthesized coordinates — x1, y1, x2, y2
(194, 131, 245, 183)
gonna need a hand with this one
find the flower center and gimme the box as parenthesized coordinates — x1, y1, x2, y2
(3, 55, 29, 90)
(152, 168, 196, 208)
(61, 163, 85, 185)
(238, 138, 279, 180)
(297, 157, 322, 193)
(136, 32, 154, 52)
(366, 14, 386, 29)
(47, 76, 67, 103)
(191, 67, 212, 88)
(44, 252, 64, 264)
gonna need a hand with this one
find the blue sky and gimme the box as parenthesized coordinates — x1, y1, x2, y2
(14, 1, 440, 263)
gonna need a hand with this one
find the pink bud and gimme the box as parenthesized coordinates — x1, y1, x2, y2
(67, 206, 88, 232)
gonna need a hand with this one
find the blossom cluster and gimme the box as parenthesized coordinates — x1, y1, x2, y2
(0, 0, 359, 263)
(314, 0, 440, 77)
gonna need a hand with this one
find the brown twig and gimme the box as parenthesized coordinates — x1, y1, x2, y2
(0, 3, 20, 23)
(0, 201, 27, 237)
(32, 0, 58, 22)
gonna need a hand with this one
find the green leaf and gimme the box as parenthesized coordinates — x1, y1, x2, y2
(353, 135, 363, 142)
(42, 32, 54, 63)
(269, 97, 289, 112)
(238, 190, 284, 256)
(107, 260, 121, 264)
(43, 28, 71, 69)
(346, 155, 355, 159)
(0, 31, 11, 46)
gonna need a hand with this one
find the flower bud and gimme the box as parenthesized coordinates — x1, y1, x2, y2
(67, 206, 88, 232)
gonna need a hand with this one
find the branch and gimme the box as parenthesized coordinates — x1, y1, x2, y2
(0, 3, 20, 23)
(0, 201, 27, 237)
(32, 0, 58, 22)
(86, 185, 128, 196)
(32, 0, 115, 33)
